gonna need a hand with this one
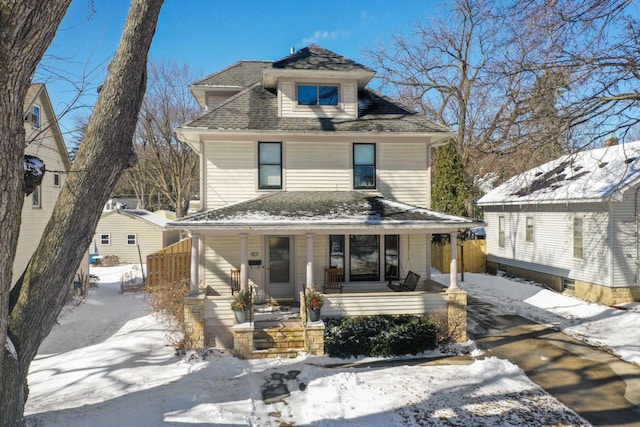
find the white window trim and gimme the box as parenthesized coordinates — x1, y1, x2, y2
(498, 216, 505, 248)
(127, 234, 137, 246)
(100, 234, 111, 246)
(32, 105, 41, 129)
(573, 217, 584, 259)
(53, 172, 61, 188)
(525, 216, 534, 243)
(32, 185, 41, 208)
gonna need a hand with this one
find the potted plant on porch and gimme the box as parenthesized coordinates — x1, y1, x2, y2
(305, 289, 324, 322)
(231, 289, 252, 323)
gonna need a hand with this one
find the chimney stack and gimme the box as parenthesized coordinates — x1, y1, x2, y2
(605, 135, 619, 147)
(290, 46, 295, 54)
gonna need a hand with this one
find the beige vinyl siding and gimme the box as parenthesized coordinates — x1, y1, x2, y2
(203, 235, 262, 296)
(94, 212, 178, 264)
(205, 90, 240, 110)
(293, 235, 327, 297)
(13, 92, 68, 280)
(323, 292, 447, 317)
(286, 142, 351, 191)
(484, 204, 610, 286)
(278, 78, 357, 119)
(378, 142, 429, 208)
(205, 141, 257, 209)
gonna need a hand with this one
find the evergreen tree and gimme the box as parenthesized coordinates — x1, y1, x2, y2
(432, 144, 468, 217)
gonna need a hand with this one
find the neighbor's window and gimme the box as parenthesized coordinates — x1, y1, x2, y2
(100, 234, 111, 245)
(297, 84, 339, 106)
(53, 172, 61, 188)
(573, 217, 583, 259)
(31, 105, 40, 129)
(350, 235, 380, 281)
(32, 185, 41, 208)
(498, 216, 505, 248)
(525, 217, 534, 243)
(258, 142, 282, 189)
(353, 143, 376, 189)
(127, 234, 137, 245)
(385, 235, 400, 281)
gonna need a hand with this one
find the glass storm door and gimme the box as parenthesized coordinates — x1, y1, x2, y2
(267, 236, 294, 300)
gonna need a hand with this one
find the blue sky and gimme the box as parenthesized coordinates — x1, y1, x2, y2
(38, 0, 440, 139)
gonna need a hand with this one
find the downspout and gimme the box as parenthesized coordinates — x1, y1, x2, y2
(635, 187, 640, 283)
(609, 201, 615, 288)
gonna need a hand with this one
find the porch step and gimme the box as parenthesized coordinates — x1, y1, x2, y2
(251, 324, 306, 357)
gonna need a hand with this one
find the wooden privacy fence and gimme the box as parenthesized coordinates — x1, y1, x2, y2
(147, 238, 191, 289)
(432, 240, 486, 273)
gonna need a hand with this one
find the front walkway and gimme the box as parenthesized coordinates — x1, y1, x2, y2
(468, 297, 640, 426)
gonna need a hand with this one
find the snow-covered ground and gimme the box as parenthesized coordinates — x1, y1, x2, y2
(24, 265, 608, 426)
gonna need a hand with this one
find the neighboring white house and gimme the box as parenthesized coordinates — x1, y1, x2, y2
(477, 138, 640, 305)
(171, 45, 482, 302)
(14, 84, 89, 282)
(93, 209, 181, 264)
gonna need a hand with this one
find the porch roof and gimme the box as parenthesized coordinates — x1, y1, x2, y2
(168, 191, 484, 233)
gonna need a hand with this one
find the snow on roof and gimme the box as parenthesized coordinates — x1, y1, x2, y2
(119, 209, 171, 228)
(477, 140, 640, 206)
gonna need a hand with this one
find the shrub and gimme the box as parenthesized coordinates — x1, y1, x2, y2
(146, 278, 190, 348)
(325, 315, 441, 358)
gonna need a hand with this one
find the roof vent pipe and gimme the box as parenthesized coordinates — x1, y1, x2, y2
(605, 135, 619, 147)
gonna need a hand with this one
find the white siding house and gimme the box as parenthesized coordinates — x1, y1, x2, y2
(478, 139, 640, 304)
(93, 209, 181, 264)
(171, 45, 481, 351)
(14, 85, 85, 282)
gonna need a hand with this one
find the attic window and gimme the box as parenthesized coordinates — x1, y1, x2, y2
(31, 105, 41, 129)
(297, 85, 338, 106)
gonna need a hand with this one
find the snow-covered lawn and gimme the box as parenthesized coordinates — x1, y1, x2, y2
(25, 266, 595, 426)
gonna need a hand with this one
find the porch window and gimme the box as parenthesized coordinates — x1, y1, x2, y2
(525, 217, 534, 243)
(350, 235, 380, 281)
(573, 217, 583, 259)
(353, 143, 376, 189)
(329, 235, 345, 274)
(258, 142, 282, 189)
(498, 216, 505, 248)
(385, 235, 399, 280)
(297, 84, 339, 106)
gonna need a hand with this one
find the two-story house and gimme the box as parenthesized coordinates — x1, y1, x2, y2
(171, 45, 481, 352)
(15, 85, 87, 283)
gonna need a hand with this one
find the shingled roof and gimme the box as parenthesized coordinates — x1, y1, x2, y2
(192, 60, 271, 88)
(272, 44, 374, 73)
(478, 140, 640, 205)
(169, 191, 482, 231)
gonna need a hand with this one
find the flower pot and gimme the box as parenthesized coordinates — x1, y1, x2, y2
(234, 310, 247, 323)
(308, 308, 321, 322)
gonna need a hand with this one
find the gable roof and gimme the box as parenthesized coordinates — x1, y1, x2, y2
(24, 84, 72, 172)
(168, 191, 483, 232)
(104, 209, 171, 228)
(192, 60, 272, 88)
(477, 141, 640, 206)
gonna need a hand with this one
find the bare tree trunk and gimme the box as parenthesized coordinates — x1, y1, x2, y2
(0, 0, 71, 401)
(0, 1, 163, 425)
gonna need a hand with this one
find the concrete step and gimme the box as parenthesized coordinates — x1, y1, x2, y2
(248, 347, 306, 359)
(254, 337, 305, 350)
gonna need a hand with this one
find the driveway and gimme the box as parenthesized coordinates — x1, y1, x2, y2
(467, 297, 640, 426)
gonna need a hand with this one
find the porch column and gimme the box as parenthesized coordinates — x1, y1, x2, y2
(449, 232, 459, 290)
(240, 233, 249, 291)
(425, 233, 432, 281)
(306, 233, 314, 290)
(189, 232, 200, 295)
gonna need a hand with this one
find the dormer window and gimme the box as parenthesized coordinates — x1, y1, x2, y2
(297, 85, 339, 106)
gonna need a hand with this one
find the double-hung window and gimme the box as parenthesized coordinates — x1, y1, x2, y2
(258, 142, 282, 189)
(32, 185, 41, 208)
(525, 217, 534, 243)
(297, 85, 339, 106)
(329, 235, 345, 274)
(127, 234, 137, 245)
(573, 217, 583, 259)
(353, 143, 376, 189)
(100, 234, 111, 245)
(385, 235, 399, 281)
(498, 216, 505, 248)
(53, 172, 61, 188)
(31, 105, 40, 129)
